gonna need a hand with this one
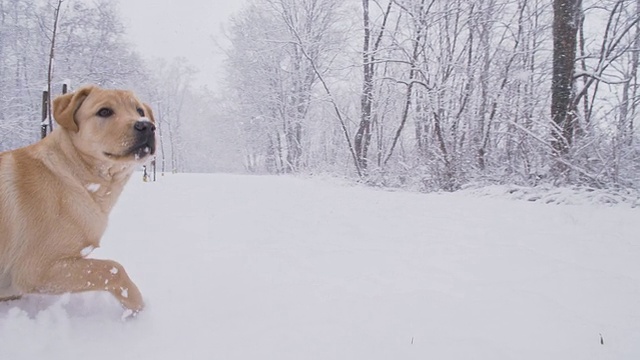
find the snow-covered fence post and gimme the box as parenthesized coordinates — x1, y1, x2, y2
(40, 90, 49, 139)
(41, 83, 68, 139)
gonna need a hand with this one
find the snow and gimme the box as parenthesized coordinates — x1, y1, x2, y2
(80, 246, 95, 257)
(86, 183, 101, 193)
(1, 173, 639, 359)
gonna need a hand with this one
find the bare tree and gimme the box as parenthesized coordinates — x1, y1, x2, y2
(225, 0, 346, 174)
(42, 0, 63, 138)
(355, 0, 393, 173)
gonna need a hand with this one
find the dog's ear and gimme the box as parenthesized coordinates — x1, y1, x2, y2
(142, 103, 155, 123)
(53, 86, 95, 132)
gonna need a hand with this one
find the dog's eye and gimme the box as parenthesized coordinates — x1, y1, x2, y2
(137, 108, 145, 117)
(97, 108, 114, 117)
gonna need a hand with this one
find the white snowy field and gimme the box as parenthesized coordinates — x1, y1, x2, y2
(1, 173, 639, 359)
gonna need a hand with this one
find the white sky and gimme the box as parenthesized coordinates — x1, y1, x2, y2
(116, 0, 246, 89)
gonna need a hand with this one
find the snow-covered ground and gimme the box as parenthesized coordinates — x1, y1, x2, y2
(1, 173, 639, 359)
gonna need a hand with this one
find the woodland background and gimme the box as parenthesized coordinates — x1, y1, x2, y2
(0, 0, 638, 192)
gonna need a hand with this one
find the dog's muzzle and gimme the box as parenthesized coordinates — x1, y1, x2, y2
(131, 120, 156, 158)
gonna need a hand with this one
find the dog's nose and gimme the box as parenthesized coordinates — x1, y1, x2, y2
(134, 121, 156, 133)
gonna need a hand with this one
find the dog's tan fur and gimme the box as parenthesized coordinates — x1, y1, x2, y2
(0, 86, 156, 313)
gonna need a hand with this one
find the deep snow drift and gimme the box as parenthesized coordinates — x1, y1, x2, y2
(1, 173, 638, 359)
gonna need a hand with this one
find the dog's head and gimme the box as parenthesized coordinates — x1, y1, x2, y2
(53, 86, 156, 163)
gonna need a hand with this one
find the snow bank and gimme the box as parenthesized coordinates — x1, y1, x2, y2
(459, 183, 640, 208)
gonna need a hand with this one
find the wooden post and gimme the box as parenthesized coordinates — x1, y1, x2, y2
(41, 90, 49, 139)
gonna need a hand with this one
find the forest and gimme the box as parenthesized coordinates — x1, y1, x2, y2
(1, 0, 639, 192)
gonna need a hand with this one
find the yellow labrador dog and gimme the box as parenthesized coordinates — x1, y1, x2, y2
(0, 85, 155, 315)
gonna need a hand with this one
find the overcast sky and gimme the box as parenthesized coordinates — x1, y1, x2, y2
(117, 0, 246, 89)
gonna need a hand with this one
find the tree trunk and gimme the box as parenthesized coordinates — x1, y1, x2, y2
(355, 0, 392, 174)
(625, 0, 640, 145)
(551, 0, 580, 173)
(44, 0, 64, 138)
(355, 0, 372, 173)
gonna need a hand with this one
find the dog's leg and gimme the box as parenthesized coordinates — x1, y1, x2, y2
(0, 295, 22, 302)
(30, 259, 144, 312)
